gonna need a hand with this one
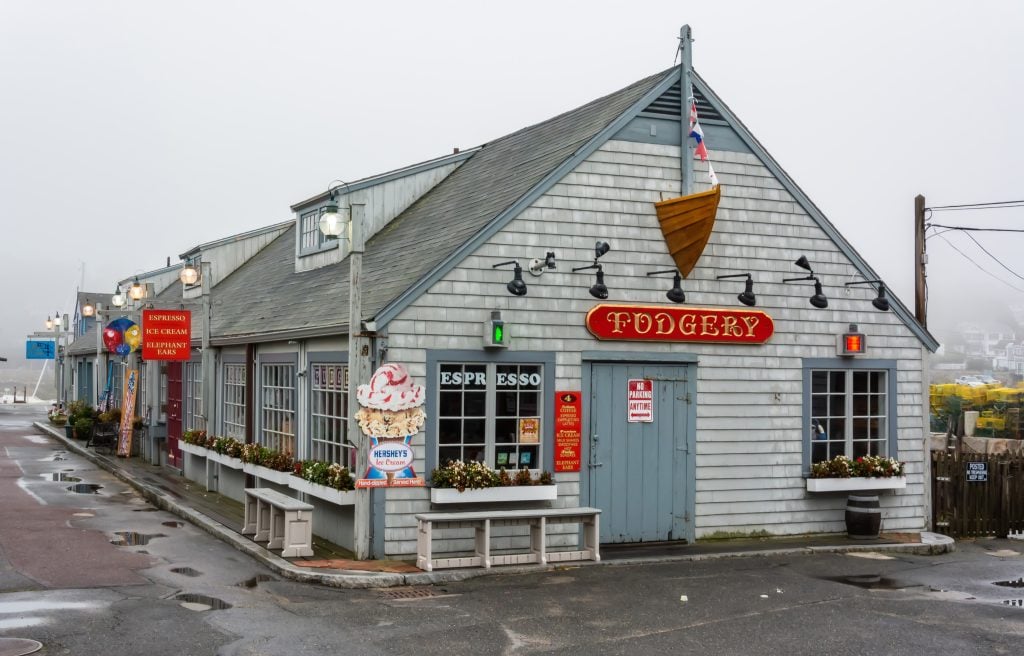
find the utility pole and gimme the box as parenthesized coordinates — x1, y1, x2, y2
(348, 202, 373, 560)
(915, 194, 927, 328)
(679, 24, 694, 197)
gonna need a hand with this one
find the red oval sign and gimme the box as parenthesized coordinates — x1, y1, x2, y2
(585, 304, 774, 344)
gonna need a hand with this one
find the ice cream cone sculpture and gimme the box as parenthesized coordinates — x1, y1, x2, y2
(354, 363, 427, 488)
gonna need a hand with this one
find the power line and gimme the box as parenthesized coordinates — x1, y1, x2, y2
(961, 231, 1024, 282)
(935, 234, 1024, 293)
(928, 223, 1024, 233)
(927, 199, 1024, 211)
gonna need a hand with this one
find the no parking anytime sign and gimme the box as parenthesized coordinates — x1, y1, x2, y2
(627, 379, 653, 423)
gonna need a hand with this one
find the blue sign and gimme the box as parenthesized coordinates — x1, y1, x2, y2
(26, 340, 55, 359)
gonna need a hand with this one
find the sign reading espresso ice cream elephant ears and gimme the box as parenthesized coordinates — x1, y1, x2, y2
(354, 363, 427, 488)
(585, 304, 774, 344)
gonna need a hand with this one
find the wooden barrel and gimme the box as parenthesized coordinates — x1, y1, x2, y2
(845, 494, 881, 539)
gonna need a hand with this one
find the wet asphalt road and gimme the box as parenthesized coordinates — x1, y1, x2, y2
(2, 403, 1024, 655)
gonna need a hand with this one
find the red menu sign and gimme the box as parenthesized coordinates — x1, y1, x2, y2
(586, 304, 773, 344)
(554, 391, 582, 472)
(142, 309, 192, 361)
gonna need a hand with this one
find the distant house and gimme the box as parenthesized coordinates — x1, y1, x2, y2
(78, 61, 938, 560)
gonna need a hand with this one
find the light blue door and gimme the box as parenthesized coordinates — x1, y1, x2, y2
(77, 361, 93, 405)
(588, 363, 693, 543)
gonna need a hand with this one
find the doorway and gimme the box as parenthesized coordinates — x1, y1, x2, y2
(587, 362, 694, 543)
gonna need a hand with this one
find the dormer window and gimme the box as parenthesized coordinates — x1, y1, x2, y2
(299, 207, 339, 255)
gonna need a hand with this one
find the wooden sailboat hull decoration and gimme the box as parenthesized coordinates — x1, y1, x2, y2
(653, 185, 721, 279)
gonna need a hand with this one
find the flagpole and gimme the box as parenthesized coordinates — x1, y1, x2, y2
(679, 24, 694, 197)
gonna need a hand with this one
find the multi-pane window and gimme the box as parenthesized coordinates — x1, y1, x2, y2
(810, 369, 888, 463)
(299, 209, 325, 253)
(159, 364, 168, 422)
(437, 363, 543, 470)
(138, 363, 148, 423)
(260, 362, 296, 456)
(309, 363, 351, 467)
(110, 366, 124, 409)
(186, 361, 204, 430)
(223, 363, 246, 440)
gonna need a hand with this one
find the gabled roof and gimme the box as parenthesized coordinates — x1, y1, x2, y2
(207, 64, 936, 352)
(208, 69, 674, 343)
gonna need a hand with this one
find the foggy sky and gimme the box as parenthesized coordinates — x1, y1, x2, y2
(3, 0, 1023, 369)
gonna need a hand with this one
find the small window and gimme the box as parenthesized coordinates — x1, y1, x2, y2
(436, 361, 544, 470)
(299, 208, 334, 254)
(309, 363, 352, 468)
(186, 361, 204, 431)
(260, 362, 296, 456)
(804, 360, 896, 470)
(223, 363, 246, 440)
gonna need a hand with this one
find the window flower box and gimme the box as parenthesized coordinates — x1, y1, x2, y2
(179, 442, 209, 458)
(208, 451, 244, 470)
(430, 485, 558, 504)
(805, 476, 907, 493)
(243, 462, 292, 485)
(289, 476, 356, 506)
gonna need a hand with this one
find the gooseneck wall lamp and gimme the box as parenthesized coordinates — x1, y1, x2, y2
(647, 269, 686, 303)
(716, 273, 756, 307)
(493, 260, 528, 296)
(784, 255, 828, 308)
(319, 179, 352, 240)
(572, 240, 612, 300)
(845, 279, 890, 311)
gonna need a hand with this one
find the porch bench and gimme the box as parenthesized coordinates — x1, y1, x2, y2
(242, 487, 315, 558)
(415, 507, 601, 572)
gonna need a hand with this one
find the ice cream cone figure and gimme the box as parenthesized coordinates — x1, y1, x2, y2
(354, 363, 427, 488)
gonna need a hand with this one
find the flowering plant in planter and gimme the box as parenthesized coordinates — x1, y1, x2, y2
(430, 459, 553, 492)
(181, 429, 208, 446)
(240, 443, 294, 472)
(810, 454, 904, 479)
(212, 436, 243, 458)
(293, 460, 355, 491)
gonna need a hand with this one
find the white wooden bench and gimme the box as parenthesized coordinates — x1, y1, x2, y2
(242, 487, 315, 558)
(415, 507, 601, 572)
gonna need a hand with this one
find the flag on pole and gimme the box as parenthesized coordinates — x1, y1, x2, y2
(688, 95, 718, 186)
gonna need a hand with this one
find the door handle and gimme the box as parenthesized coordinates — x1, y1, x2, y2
(589, 433, 603, 468)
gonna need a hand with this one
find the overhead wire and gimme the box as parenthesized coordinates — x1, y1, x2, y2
(927, 199, 1024, 211)
(960, 231, 1024, 282)
(934, 234, 1024, 293)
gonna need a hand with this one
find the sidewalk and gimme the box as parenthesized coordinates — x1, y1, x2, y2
(33, 422, 954, 589)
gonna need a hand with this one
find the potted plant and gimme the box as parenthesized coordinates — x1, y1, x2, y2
(66, 400, 93, 438)
(73, 416, 94, 442)
(429, 459, 557, 504)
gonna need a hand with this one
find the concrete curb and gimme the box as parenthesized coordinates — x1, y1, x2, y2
(33, 422, 956, 588)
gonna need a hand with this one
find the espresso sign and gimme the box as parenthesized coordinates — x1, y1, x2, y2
(585, 304, 773, 344)
(142, 309, 192, 360)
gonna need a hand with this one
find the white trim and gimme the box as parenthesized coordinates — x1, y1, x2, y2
(805, 477, 907, 493)
(243, 463, 293, 485)
(430, 485, 558, 504)
(208, 451, 244, 470)
(289, 477, 356, 506)
(179, 442, 208, 457)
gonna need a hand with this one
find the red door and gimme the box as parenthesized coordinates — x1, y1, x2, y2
(166, 362, 183, 468)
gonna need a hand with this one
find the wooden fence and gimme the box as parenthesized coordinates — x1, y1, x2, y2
(932, 451, 1024, 538)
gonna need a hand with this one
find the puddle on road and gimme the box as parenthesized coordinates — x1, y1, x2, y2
(170, 567, 203, 577)
(67, 484, 102, 494)
(161, 521, 184, 528)
(133, 508, 158, 512)
(109, 532, 166, 546)
(72, 512, 94, 517)
(41, 472, 81, 482)
(1003, 599, 1024, 607)
(175, 594, 232, 611)
(237, 574, 275, 588)
(826, 574, 915, 590)
(40, 452, 68, 462)
(995, 578, 1024, 588)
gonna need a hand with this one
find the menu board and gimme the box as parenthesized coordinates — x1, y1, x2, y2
(554, 391, 582, 472)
